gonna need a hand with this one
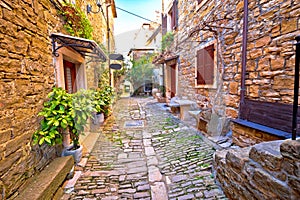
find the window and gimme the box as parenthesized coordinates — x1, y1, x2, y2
(63, 60, 77, 93)
(196, 44, 214, 85)
(168, 0, 178, 30)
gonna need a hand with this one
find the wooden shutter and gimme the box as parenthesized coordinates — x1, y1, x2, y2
(162, 13, 167, 35)
(63, 60, 77, 93)
(197, 49, 205, 84)
(197, 44, 214, 85)
(170, 64, 176, 97)
(171, 0, 178, 30)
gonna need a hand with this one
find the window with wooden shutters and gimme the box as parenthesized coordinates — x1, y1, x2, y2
(196, 44, 214, 85)
(169, 0, 178, 30)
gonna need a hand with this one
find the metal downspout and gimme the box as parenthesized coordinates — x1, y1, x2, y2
(239, 0, 249, 118)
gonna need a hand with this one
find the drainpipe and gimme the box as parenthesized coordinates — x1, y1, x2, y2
(239, 0, 248, 118)
(292, 36, 300, 140)
(106, 3, 112, 87)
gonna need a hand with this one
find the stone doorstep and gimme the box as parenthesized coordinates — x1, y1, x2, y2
(15, 156, 74, 200)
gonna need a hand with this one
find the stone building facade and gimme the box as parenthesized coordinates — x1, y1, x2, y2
(0, 0, 115, 198)
(161, 0, 299, 145)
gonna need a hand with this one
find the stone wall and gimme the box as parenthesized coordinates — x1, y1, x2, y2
(0, 0, 68, 198)
(172, 0, 299, 137)
(232, 123, 284, 147)
(213, 139, 300, 199)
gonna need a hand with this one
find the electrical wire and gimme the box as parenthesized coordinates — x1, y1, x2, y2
(115, 6, 160, 24)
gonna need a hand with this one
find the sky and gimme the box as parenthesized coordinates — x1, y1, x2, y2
(114, 0, 162, 35)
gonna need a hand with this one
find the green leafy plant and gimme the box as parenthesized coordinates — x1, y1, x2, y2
(33, 88, 97, 149)
(92, 89, 105, 114)
(33, 87, 73, 146)
(161, 32, 174, 52)
(59, 3, 93, 39)
(70, 89, 96, 149)
(97, 86, 115, 117)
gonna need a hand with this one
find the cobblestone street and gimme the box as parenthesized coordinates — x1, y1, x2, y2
(64, 97, 226, 200)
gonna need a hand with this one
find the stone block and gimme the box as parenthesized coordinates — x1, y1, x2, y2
(249, 140, 283, 171)
(15, 156, 74, 200)
(273, 75, 294, 90)
(280, 139, 300, 160)
(271, 56, 285, 70)
(150, 182, 168, 200)
(255, 36, 271, 48)
(287, 175, 300, 196)
(0, 150, 22, 175)
(252, 168, 290, 199)
(226, 147, 251, 171)
(281, 18, 297, 34)
(0, 129, 12, 144)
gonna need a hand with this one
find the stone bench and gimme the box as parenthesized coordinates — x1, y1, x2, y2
(168, 102, 180, 113)
(15, 156, 74, 200)
(174, 99, 198, 121)
(188, 109, 210, 132)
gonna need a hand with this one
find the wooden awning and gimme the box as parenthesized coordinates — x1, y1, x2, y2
(50, 33, 107, 62)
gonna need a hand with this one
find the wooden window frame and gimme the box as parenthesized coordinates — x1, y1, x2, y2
(168, 0, 178, 30)
(195, 41, 217, 89)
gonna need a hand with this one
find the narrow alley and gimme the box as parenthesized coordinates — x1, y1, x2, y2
(63, 97, 226, 200)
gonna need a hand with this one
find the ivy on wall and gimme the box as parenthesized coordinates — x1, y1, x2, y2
(59, 3, 93, 39)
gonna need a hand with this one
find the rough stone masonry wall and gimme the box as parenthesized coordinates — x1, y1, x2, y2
(213, 139, 300, 199)
(221, 0, 300, 116)
(225, 0, 300, 146)
(0, 0, 65, 198)
(76, 0, 107, 90)
(175, 0, 299, 136)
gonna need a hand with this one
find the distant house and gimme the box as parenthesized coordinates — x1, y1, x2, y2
(123, 23, 162, 96)
(155, 0, 300, 146)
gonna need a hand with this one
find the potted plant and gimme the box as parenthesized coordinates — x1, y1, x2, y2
(62, 89, 95, 163)
(97, 85, 115, 118)
(92, 89, 106, 125)
(33, 87, 96, 163)
(32, 87, 72, 147)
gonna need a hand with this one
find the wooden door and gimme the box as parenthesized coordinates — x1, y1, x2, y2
(63, 60, 77, 93)
(170, 64, 176, 97)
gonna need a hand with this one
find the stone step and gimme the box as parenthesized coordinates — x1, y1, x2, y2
(15, 156, 74, 200)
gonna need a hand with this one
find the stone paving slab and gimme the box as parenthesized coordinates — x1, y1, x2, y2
(64, 97, 227, 200)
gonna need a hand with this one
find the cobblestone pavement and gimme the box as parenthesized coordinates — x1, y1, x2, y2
(64, 97, 227, 200)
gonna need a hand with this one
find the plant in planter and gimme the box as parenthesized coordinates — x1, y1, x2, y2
(91, 89, 106, 125)
(61, 89, 96, 162)
(33, 87, 96, 163)
(97, 85, 115, 118)
(32, 87, 72, 146)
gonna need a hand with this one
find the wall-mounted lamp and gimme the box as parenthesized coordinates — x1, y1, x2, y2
(87, 1, 102, 14)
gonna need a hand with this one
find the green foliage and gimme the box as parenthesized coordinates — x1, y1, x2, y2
(97, 68, 110, 89)
(60, 3, 93, 39)
(33, 87, 72, 146)
(161, 32, 174, 52)
(33, 88, 97, 149)
(95, 85, 115, 117)
(70, 89, 96, 148)
(126, 54, 155, 94)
